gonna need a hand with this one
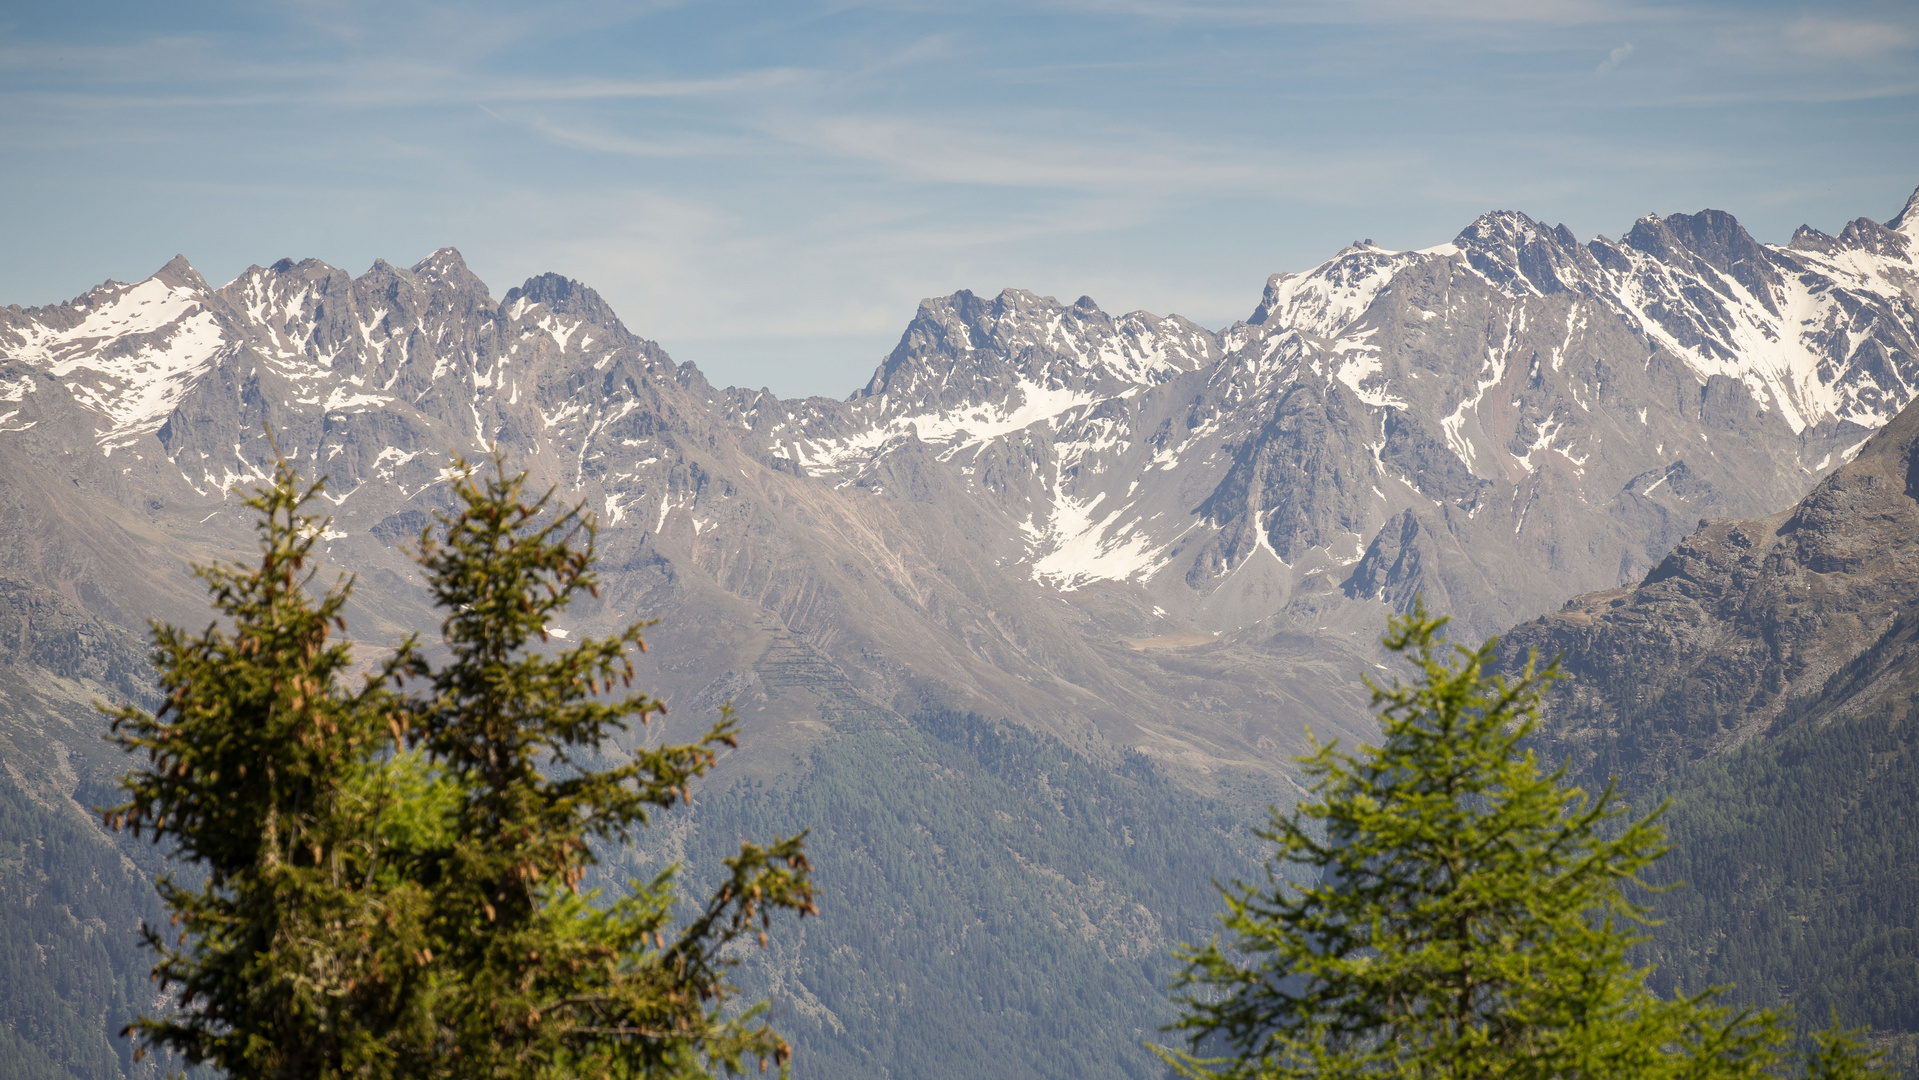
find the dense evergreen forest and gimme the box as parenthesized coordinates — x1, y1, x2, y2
(0, 665, 170, 1080)
(636, 708, 1271, 1080)
(1639, 607, 1919, 1074)
(0, 772, 139, 1080)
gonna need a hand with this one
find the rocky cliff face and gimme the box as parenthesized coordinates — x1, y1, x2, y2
(1504, 390, 1919, 791)
(3, 187, 1918, 785)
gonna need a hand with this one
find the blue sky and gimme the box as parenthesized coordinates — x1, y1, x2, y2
(3, 0, 1917, 398)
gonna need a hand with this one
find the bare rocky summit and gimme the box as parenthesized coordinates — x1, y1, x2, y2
(2, 188, 1918, 787)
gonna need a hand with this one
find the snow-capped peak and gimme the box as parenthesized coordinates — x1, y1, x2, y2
(1248, 245, 1438, 338)
(1889, 185, 1919, 236)
(0, 261, 228, 445)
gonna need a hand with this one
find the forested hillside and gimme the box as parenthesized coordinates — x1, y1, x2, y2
(0, 760, 156, 1080)
(0, 584, 172, 1080)
(636, 708, 1270, 1080)
(1641, 603, 1919, 1072)
(1508, 399, 1919, 1071)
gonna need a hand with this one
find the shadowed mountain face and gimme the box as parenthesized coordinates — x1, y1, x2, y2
(3, 187, 1918, 1079)
(0, 580, 177, 1080)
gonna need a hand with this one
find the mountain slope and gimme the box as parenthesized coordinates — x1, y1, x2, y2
(1642, 624, 1919, 1072)
(2, 184, 1918, 1077)
(1503, 391, 1919, 1063)
(6, 190, 1917, 784)
(0, 582, 174, 1080)
(657, 709, 1265, 1080)
(1505, 393, 1919, 788)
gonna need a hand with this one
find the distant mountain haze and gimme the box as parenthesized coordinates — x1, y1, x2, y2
(4, 184, 1919, 1078)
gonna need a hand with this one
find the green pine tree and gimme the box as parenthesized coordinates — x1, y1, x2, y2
(1805, 1014, 1895, 1080)
(1159, 601, 1883, 1080)
(108, 451, 815, 1079)
(395, 456, 816, 1079)
(106, 457, 433, 1077)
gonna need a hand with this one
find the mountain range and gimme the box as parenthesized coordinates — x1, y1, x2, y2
(3, 184, 1918, 1078)
(6, 189, 1918, 784)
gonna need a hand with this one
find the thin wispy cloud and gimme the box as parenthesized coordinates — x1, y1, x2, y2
(1042, 0, 1649, 25)
(1782, 17, 1915, 60)
(492, 112, 761, 158)
(478, 71, 811, 103)
(0, 36, 807, 111)
(773, 113, 1345, 194)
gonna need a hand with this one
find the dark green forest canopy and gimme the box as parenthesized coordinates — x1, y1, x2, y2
(1524, 603, 1919, 1074)
(644, 707, 1267, 1080)
(1637, 613, 1919, 1073)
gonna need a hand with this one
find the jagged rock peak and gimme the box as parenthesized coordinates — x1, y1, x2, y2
(1478, 213, 1580, 254)
(411, 247, 471, 277)
(1625, 207, 1782, 311)
(406, 247, 490, 296)
(846, 284, 1213, 412)
(504, 273, 626, 333)
(1788, 224, 1839, 253)
(153, 254, 209, 292)
(1889, 185, 1919, 234)
(361, 258, 418, 288)
(1835, 216, 1910, 257)
(1453, 209, 1594, 296)
(1626, 208, 1764, 268)
(252, 256, 344, 279)
(1456, 208, 1549, 246)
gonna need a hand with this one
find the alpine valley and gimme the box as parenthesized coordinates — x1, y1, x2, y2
(4, 185, 1919, 1079)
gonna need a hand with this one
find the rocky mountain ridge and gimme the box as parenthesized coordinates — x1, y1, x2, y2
(2, 187, 1917, 784)
(1506, 378, 1919, 791)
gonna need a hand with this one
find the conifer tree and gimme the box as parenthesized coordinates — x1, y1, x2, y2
(1159, 601, 1885, 1080)
(106, 459, 431, 1077)
(396, 456, 816, 1079)
(109, 452, 814, 1079)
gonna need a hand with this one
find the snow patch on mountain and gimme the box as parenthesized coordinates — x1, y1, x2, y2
(1330, 330, 1405, 408)
(1029, 489, 1174, 591)
(1251, 244, 1436, 338)
(1606, 235, 1914, 432)
(796, 378, 1103, 476)
(6, 276, 229, 439)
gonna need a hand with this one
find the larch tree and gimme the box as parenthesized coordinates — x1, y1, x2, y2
(1159, 601, 1890, 1080)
